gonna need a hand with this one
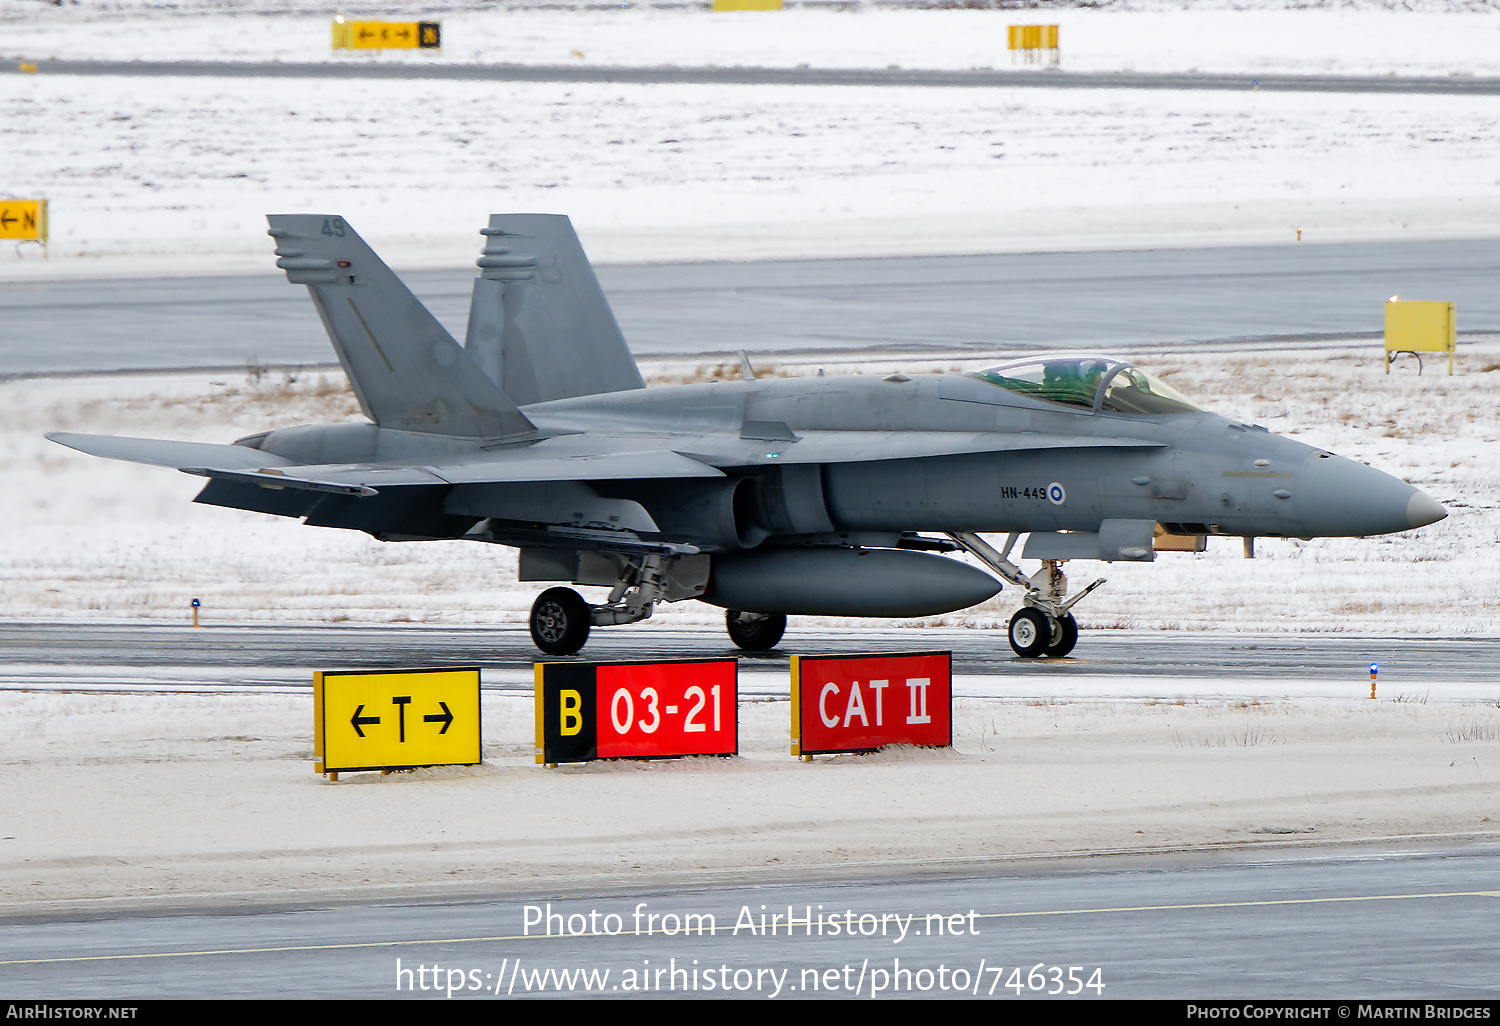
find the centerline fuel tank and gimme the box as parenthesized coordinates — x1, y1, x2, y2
(702, 547, 1001, 617)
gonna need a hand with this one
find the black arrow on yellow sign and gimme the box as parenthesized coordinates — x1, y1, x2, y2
(348, 698, 454, 740)
(350, 705, 380, 736)
(424, 702, 454, 734)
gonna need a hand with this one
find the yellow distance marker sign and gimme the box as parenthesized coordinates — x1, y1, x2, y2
(314, 667, 480, 777)
(0, 199, 46, 242)
(332, 19, 441, 50)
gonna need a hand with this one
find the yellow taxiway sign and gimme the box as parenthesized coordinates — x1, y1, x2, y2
(314, 666, 480, 777)
(0, 199, 46, 242)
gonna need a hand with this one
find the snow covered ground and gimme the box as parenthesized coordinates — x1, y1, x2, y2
(4, 1, 1500, 274)
(4, 685, 1499, 909)
(8, 0, 1500, 77)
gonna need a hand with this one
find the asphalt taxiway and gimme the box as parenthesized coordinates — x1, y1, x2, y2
(4, 239, 1500, 376)
(3, 843, 1498, 999)
(1, 623, 1495, 702)
(9, 59, 1500, 96)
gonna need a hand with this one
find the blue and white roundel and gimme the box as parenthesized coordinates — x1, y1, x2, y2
(1047, 482, 1066, 506)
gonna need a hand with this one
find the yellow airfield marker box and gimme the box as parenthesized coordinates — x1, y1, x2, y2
(332, 19, 441, 50)
(1384, 299, 1456, 374)
(314, 666, 480, 777)
(0, 199, 46, 242)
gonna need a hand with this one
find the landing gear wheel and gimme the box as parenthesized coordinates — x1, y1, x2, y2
(1044, 612, 1078, 658)
(725, 610, 787, 651)
(530, 587, 591, 656)
(1008, 608, 1050, 659)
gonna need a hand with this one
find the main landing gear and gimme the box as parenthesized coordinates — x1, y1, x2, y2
(529, 553, 677, 656)
(946, 531, 1105, 661)
(725, 610, 787, 651)
(527, 553, 788, 657)
(529, 587, 591, 656)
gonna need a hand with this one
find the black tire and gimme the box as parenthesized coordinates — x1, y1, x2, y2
(1044, 612, 1079, 658)
(530, 587, 591, 656)
(725, 610, 787, 651)
(1008, 608, 1050, 658)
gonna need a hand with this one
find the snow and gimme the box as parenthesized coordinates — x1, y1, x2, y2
(4, 1, 1500, 276)
(4, 687, 1499, 909)
(8, 0, 1500, 78)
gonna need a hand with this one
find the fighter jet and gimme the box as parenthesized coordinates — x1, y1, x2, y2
(49, 214, 1447, 658)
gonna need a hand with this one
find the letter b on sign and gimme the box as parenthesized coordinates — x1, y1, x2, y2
(560, 690, 583, 736)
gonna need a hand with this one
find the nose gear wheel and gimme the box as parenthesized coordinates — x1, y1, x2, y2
(1008, 608, 1050, 658)
(1045, 612, 1079, 658)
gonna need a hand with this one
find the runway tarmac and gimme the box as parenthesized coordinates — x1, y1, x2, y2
(3, 843, 1497, 999)
(4, 239, 1500, 376)
(9, 59, 1500, 96)
(1, 623, 1495, 702)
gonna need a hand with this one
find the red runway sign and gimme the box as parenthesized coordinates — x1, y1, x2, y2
(535, 659, 738, 764)
(792, 651, 952, 757)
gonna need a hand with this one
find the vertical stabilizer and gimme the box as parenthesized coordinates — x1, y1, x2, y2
(464, 214, 645, 407)
(267, 214, 535, 439)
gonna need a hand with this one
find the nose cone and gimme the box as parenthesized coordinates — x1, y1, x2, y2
(1405, 489, 1448, 529)
(1294, 454, 1447, 537)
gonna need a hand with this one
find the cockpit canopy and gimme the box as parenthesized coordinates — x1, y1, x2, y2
(963, 357, 1203, 415)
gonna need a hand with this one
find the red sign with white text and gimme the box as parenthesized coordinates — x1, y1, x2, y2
(596, 661, 738, 758)
(793, 652, 952, 756)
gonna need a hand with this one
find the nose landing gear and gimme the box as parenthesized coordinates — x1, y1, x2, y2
(1006, 608, 1078, 658)
(947, 532, 1102, 660)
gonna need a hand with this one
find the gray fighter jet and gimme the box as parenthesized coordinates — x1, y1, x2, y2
(49, 215, 1447, 658)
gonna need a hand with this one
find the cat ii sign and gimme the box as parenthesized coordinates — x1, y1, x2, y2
(791, 652, 951, 758)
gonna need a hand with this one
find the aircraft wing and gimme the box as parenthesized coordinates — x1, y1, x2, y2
(47, 431, 724, 495)
(427, 449, 723, 483)
(270, 448, 724, 490)
(47, 432, 299, 472)
(278, 431, 1153, 488)
(50, 428, 1155, 490)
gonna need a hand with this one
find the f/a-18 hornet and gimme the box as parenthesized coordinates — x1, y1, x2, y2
(50, 215, 1447, 657)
